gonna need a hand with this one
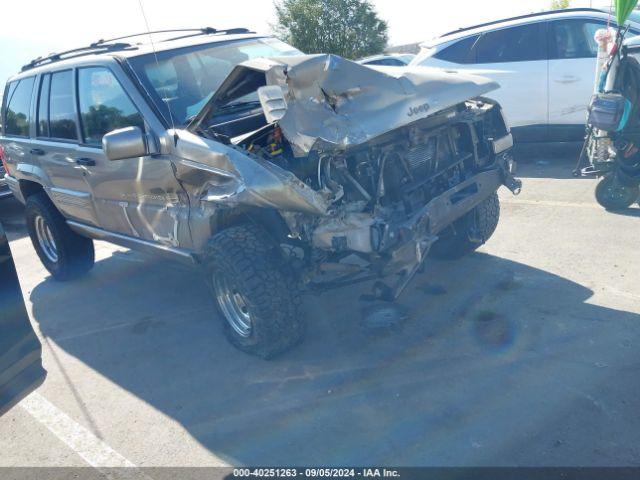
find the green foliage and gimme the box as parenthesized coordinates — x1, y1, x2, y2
(273, 0, 389, 59)
(615, 0, 639, 24)
(550, 0, 571, 10)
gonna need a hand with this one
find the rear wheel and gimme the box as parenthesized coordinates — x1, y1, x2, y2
(25, 192, 94, 280)
(430, 192, 500, 260)
(595, 173, 639, 211)
(204, 224, 303, 358)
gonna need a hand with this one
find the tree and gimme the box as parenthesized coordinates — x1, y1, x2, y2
(550, 0, 571, 10)
(274, 0, 389, 59)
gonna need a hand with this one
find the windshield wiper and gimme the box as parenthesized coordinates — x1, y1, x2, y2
(217, 100, 262, 112)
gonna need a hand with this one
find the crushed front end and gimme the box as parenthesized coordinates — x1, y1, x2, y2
(182, 54, 521, 299)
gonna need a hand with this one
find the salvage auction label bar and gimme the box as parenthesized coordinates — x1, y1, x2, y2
(3, 467, 640, 479)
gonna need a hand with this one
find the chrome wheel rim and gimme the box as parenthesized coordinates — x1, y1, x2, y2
(34, 215, 58, 263)
(213, 274, 252, 338)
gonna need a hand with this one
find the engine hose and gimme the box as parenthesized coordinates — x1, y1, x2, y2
(376, 152, 390, 204)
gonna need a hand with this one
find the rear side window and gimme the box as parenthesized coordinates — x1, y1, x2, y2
(77, 67, 144, 146)
(37, 74, 51, 137)
(5, 77, 35, 136)
(433, 35, 480, 64)
(548, 19, 605, 59)
(49, 70, 78, 140)
(475, 23, 545, 63)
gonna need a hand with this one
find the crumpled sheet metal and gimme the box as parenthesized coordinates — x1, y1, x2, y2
(173, 130, 330, 215)
(263, 54, 499, 155)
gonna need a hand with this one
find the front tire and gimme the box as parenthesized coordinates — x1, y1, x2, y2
(25, 192, 95, 280)
(595, 173, 639, 211)
(430, 192, 500, 260)
(204, 224, 303, 359)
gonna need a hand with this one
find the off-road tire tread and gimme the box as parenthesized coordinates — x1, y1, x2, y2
(430, 192, 500, 260)
(25, 192, 95, 280)
(205, 224, 303, 358)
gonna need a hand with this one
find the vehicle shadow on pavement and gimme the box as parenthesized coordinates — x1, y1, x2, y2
(28, 249, 640, 466)
(515, 144, 585, 180)
(606, 206, 640, 218)
(516, 156, 591, 181)
(0, 198, 27, 241)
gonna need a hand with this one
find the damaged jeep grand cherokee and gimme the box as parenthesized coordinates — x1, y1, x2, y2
(1, 30, 520, 357)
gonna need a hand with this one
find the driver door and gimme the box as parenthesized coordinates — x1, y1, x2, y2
(0, 222, 46, 417)
(73, 66, 190, 247)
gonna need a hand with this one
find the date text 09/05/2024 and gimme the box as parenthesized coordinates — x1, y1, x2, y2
(233, 468, 401, 478)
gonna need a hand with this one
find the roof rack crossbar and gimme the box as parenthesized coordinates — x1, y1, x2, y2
(91, 27, 253, 47)
(20, 26, 254, 73)
(440, 8, 613, 38)
(161, 27, 254, 43)
(92, 28, 209, 46)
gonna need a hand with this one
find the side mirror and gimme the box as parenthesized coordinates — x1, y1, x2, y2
(102, 126, 149, 161)
(257, 85, 287, 123)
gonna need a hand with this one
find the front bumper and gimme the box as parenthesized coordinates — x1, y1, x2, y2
(379, 155, 520, 276)
(420, 169, 502, 236)
(389, 154, 520, 247)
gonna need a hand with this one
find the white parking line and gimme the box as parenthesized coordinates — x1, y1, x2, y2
(20, 392, 147, 478)
(501, 198, 602, 209)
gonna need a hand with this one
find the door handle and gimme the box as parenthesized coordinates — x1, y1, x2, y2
(554, 75, 579, 84)
(76, 158, 96, 167)
(30, 148, 45, 156)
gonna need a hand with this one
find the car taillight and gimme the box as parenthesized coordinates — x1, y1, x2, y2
(0, 144, 9, 176)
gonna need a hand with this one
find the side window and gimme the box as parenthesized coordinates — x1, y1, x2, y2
(49, 70, 78, 140)
(549, 20, 605, 60)
(5, 77, 35, 137)
(1, 82, 17, 132)
(37, 74, 51, 137)
(476, 23, 545, 63)
(433, 35, 480, 64)
(78, 67, 144, 146)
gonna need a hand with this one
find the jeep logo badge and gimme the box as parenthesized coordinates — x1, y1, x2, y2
(408, 102, 430, 117)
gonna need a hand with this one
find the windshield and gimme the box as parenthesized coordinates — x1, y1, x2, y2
(128, 37, 301, 125)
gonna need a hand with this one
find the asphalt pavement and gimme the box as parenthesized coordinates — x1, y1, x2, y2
(1, 156, 639, 468)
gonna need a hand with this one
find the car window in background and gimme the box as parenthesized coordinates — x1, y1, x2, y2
(476, 23, 545, 63)
(548, 19, 607, 59)
(78, 67, 144, 146)
(366, 58, 406, 66)
(398, 54, 416, 63)
(432, 35, 480, 64)
(48, 70, 78, 140)
(628, 11, 640, 24)
(5, 77, 35, 136)
(129, 37, 302, 125)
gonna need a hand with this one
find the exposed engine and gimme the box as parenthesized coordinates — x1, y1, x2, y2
(185, 54, 522, 300)
(236, 98, 512, 258)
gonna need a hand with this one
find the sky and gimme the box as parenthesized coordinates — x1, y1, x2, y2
(0, 0, 600, 83)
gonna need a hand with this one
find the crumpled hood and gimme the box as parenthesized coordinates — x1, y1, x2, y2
(192, 54, 499, 156)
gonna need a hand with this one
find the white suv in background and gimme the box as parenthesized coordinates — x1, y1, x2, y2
(411, 8, 640, 144)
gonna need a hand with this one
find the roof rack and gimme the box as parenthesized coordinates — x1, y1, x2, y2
(21, 42, 135, 72)
(440, 8, 610, 38)
(21, 27, 255, 72)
